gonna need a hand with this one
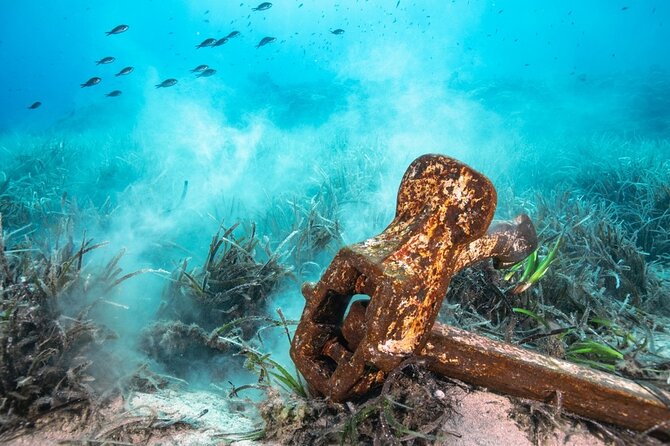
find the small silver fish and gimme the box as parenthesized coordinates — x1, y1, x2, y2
(226, 31, 241, 39)
(330, 29, 345, 35)
(191, 64, 209, 73)
(106, 90, 122, 97)
(256, 36, 276, 48)
(96, 56, 115, 65)
(28, 101, 41, 109)
(155, 78, 178, 88)
(115, 66, 133, 76)
(196, 38, 216, 48)
(213, 37, 228, 47)
(81, 77, 102, 88)
(252, 2, 272, 11)
(106, 24, 129, 35)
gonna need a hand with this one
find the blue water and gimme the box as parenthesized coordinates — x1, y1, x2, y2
(1, 0, 669, 389)
(2, 1, 669, 133)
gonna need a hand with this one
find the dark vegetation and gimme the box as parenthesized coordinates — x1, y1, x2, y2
(508, 156, 668, 377)
(139, 222, 292, 379)
(157, 222, 291, 331)
(442, 154, 670, 372)
(571, 155, 670, 263)
(0, 216, 124, 435)
(0, 141, 143, 438)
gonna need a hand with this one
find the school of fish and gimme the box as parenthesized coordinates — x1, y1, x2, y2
(27, 2, 346, 110)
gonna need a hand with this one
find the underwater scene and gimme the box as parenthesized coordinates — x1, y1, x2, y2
(1, 1, 669, 444)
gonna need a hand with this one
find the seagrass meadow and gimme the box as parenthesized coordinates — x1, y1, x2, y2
(1, 1, 669, 445)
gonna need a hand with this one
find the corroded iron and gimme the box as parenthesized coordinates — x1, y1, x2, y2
(341, 305, 670, 432)
(290, 154, 537, 402)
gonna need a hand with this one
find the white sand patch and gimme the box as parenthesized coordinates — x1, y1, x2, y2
(125, 389, 260, 445)
(442, 387, 606, 446)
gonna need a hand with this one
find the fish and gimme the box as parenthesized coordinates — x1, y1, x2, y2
(106, 24, 129, 35)
(106, 90, 122, 97)
(96, 56, 115, 65)
(330, 28, 345, 35)
(197, 68, 217, 77)
(252, 2, 272, 11)
(115, 66, 133, 76)
(155, 78, 178, 88)
(226, 31, 241, 39)
(80, 77, 101, 88)
(256, 36, 276, 48)
(28, 101, 41, 109)
(196, 38, 216, 48)
(213, 37, 228, 46)
(191, 64, 209, 73)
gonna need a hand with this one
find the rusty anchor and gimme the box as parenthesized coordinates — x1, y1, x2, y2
(290, 154, 536, 398)
(290, 154, 670, 433)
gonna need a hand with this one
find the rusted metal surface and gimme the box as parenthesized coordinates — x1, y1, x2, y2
(418, 323, 670, 432)
(290, 154, 537, 401)
(340, 305, 670, 432)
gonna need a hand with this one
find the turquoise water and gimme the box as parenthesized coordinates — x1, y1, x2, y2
(1, 0, 669, 414)
(3, 1, 669, 134)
